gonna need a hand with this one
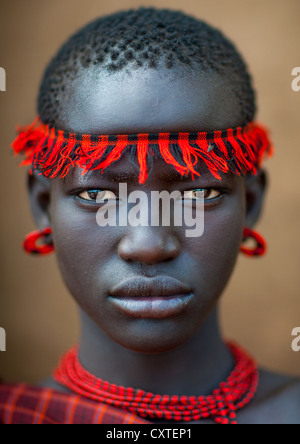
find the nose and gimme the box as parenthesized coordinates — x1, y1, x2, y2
(118, 227, 181, 265)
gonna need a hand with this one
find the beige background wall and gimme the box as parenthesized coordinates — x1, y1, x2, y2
(0, 0, 299, 383)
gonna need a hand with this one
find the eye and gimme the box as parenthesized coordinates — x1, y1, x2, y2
(77, 189, 117, 202)
(184, 189, 222, 201)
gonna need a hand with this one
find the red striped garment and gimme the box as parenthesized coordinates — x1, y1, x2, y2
(0, 383, 151, 424)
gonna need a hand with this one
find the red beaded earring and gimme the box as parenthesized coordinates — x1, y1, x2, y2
(23, 228, 54, 255)
(240, 227, 267, 257)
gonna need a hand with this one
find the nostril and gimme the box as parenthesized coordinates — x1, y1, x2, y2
(118, 230, 181, 265)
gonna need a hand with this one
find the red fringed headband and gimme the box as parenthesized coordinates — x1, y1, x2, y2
(12, 116, 274, 184)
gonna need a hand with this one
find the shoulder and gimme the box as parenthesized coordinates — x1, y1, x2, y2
(0, 380, 151, 424)
(0, 383, 31, 424)
(0, 382, 72, 424)
(239, 368, 300, 424)
(36, 376, 72, 393)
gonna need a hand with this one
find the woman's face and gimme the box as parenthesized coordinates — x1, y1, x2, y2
(49, 65, 247, 353)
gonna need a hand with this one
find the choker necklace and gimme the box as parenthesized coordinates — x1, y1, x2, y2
(53, 342, 259, 424)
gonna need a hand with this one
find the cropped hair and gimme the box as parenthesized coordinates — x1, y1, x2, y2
(38, 7, 256, 127)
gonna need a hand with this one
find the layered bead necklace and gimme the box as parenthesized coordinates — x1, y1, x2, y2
(53, 342, 259, 425)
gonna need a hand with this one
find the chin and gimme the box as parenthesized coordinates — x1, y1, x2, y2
(107, 320, 195, 355)
(115, 339, 186, 355)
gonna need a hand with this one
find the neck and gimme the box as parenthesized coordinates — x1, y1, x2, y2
(78, 307, 234, 396)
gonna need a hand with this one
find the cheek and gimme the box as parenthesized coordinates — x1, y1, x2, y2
(50, 197, 120, 306)
(203, 203, 245, 261)
(186, 190, 246, 300)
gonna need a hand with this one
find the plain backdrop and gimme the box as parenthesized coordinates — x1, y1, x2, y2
(0, 0, 299, 383)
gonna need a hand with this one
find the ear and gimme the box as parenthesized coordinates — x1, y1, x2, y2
(244, 168, 268, 228)
(27, 170, 52, 231)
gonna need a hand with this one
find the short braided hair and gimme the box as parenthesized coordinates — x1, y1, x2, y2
(38, 7, 256, 127)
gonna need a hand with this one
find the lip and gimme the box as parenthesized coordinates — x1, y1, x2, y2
(109, 276, 193, 319)
(110, 276, 192, 298)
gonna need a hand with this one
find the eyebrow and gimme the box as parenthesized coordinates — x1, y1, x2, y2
(69, 169, 141, 184)
(96, 170, 142, 182)
(69, 168, 236, 187)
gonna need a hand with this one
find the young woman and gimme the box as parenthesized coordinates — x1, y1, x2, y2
(1, 7, 299, 424)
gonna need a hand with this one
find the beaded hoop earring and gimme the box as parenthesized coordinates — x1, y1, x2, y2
(23, 228, 54, 255)
(240, 227, 267, 257)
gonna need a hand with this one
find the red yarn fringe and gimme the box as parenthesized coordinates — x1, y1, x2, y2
(12, 117, 274, 184)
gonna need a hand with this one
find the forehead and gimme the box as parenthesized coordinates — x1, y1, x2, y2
(61, 152, 242, 190)
(56, 63, 245, 135)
